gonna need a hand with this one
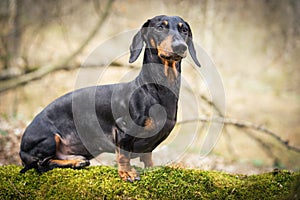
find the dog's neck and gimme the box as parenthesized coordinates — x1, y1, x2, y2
(136, 47, 181, 95)
(134, 47, 180, 120)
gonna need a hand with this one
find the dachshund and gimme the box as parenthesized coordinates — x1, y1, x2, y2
(19, 15, 201, 182)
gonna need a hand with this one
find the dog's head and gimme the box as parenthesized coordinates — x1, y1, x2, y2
(129, 15, 200, 67)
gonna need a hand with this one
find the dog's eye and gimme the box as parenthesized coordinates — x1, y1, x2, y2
(180, 27, 189, 34)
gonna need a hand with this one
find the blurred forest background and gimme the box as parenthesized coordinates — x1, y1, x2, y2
(0, 0, 299, 174)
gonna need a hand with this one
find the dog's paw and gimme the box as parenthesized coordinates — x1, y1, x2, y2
(118, 168, 140, 182)
(73, 159, 90, 169)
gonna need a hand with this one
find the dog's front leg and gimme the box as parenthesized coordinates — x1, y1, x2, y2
(113, 122, 140, 181)
(140, 152, 153, 168)
(116, 147, 140, 182)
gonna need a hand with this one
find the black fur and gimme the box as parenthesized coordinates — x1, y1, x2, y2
(19, 15, 200, 173)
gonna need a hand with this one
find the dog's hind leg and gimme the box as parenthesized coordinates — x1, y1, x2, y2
(42, 134, 90, 171)
(19, 151, 39, 173)
(20, 133, 56, 173)
(46, 158, 90, 170)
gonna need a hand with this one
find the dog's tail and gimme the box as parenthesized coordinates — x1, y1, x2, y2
(19, 151, 39, 173)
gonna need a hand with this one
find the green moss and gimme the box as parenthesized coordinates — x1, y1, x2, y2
(0, 165, 298, 199)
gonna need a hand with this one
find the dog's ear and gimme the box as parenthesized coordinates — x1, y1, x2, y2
(129, 20, 150, 63)
(185, 22, 201, 67)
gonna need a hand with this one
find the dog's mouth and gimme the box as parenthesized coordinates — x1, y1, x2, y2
(159, 52, 186, 61)
(158, 51, 187, 81)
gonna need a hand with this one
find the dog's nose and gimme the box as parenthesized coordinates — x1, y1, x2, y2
(172, 42, 187, 56)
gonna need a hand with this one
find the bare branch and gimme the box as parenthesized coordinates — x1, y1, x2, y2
(177, 116, 300, 153)
(244, 129, 278, 161)
(0, 0, 114, 93)
(223, 127, 238, 158)
(199, 94, 224, 117)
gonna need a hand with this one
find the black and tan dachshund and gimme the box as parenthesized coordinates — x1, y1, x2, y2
(19, 15, 201, 181)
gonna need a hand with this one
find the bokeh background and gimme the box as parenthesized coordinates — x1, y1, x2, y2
(0, 0, 299, 174)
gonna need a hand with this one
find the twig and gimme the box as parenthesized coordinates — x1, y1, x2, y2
(222, 126, 238, 158)
(199, 94, 224, 117)
(177, 116, 300, 153)
(0, 0, 114, 93)
(8, 179, 24, 198)
(243, 129, 278, 160)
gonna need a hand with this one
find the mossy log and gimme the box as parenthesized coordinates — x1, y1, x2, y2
(0, 165, 299, 199)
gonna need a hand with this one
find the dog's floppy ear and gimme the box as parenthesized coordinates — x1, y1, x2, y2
(129, 20, 150, 63)
(185, 22, 201, 67)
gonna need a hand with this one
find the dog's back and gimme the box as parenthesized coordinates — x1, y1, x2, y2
(19, 15, 201, 181)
